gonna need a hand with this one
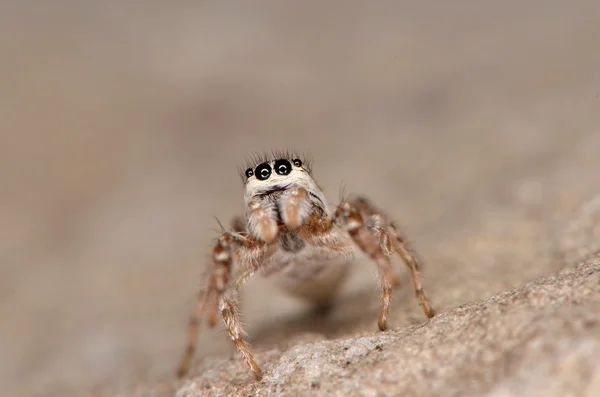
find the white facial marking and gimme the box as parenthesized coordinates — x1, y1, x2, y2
(243, 158, 330, 216)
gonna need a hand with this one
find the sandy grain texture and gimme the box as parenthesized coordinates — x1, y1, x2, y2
(1, 1, 600, 396)
(175, 258, 600, 397)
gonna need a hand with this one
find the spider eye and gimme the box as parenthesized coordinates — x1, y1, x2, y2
(245, 168, 254, 178)
(274, 159, 292, 175)
(292, 159, 302, 167)
(255, 163, 272, 180)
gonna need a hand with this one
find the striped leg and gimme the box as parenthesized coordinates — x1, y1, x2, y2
(220, 291, 262, 378)
(333, 202, 394, 331)
(388, 225, 435, 318)
(176, 288, 217, 378)
(176, 231, 268, 378)
(351, 197, 435, 319)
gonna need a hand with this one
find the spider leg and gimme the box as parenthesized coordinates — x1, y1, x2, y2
(280, 186, 312, 229)
(348, 197, 401, 287)
(247, 199, 278, 242)
(176, 230, 270, 379)
(350, 197, 435, 318)
(220, 289, 262, 378)
(176, 287, 216, 378)
(333, 201, 395, 331)
(387, 223, 435, 317)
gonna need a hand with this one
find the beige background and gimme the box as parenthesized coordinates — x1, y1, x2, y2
(1, 1, 600, 396)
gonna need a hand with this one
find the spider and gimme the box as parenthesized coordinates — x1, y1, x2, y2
(176, 151, 435, 379)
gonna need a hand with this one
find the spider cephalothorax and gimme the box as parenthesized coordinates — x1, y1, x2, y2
(241, 155, 328, 242)
(176, 152, 435, 379)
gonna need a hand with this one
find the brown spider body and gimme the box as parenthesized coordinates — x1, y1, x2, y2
(176, 152, 435, 379)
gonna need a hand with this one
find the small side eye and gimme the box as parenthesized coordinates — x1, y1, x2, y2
(292, 159, 302, 167)
(274, 159, 292, 175)
(245, 168, 254, 178)
(255, 163, 272, 180)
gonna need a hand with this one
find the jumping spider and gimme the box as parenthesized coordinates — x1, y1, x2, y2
(176, 152, 435, 379)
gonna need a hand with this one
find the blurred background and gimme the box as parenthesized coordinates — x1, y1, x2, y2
(1, 1, 600, 396)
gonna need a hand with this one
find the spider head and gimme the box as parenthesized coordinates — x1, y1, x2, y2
(240, 153, 328, 214)
(245, 158, 304, 180)
(243, 158, 307, 198)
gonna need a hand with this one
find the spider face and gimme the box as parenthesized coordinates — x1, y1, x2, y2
(242, 155, 328, 218)
(244, 158, 302, 182)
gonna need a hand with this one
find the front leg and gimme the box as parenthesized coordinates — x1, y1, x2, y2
(280, 186, 312, 230)
(176, 232, 236, 378)
(176, 231, 267, 379)
(247, 199, 279, 242)
(220, 289, 262, 379)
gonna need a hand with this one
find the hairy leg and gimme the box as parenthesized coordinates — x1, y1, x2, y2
(350, 197, 435, 318)
(333, 202, 395, 331)
(220, 290, 262, 378)
(388, 225, 435, 317)
(280, 186, 312, 229)
(247, 199, 278, 242)
(176, 230, 270, 378)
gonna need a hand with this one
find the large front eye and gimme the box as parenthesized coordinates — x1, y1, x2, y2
(274, 159, 292, 175)
(255, 162, 272, 180)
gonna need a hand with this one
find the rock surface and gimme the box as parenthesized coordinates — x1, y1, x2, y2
(175, 259, 600, 397)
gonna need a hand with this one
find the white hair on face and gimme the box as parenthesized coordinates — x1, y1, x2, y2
(242, 154, 329, 217)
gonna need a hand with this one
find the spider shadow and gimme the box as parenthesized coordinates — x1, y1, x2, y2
(248, 280, 421, 349)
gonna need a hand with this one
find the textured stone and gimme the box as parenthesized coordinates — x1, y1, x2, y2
(175, 259, 600, 397)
